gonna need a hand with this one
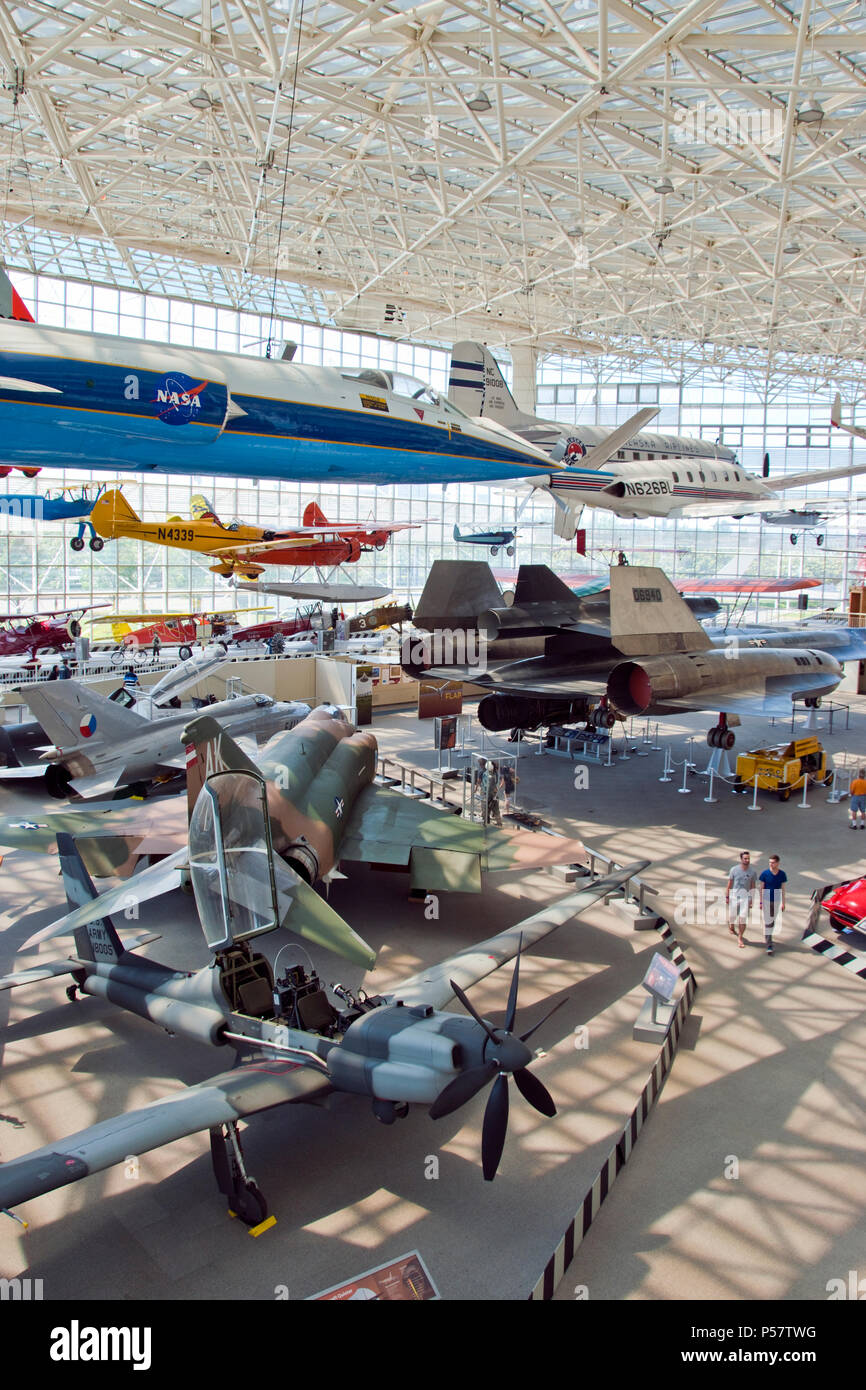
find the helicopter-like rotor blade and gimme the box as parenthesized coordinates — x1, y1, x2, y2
(513, 1066, 556, 1118)
(482, 1073, 510, 1181)
(429, 1060, 498, 1120)
(450, 978, 498, 1043)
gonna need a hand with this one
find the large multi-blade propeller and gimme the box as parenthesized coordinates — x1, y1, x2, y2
(429, 943, 566, 1180)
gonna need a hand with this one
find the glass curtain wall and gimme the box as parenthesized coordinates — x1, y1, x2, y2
(2, 271, 861, 627)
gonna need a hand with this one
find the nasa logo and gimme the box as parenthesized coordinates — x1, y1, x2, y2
(150, 372, 208, 427)
(79, 714, 97, 739)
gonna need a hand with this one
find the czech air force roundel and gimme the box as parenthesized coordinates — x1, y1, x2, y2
(79, 714, 97, 738)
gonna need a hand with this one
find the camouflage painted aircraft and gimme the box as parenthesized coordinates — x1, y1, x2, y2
(0, 774, 645, 1226)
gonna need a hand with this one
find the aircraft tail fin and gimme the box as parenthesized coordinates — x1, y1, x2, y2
(413, 559, 503, 630)
(89, 488, 141, 539)
(190, 493, 221, 524)
(609, 565, 712, 656)
(0, 266, 35, 322)
(303, 500, 329, 527)
(448, 341, 525, 426)
(513, 565, 582, 607)
(183, 714, 260, 819)
(57, 831, 125, 963)
(19, 678, 147, 749)
(452, 523, 463, 542)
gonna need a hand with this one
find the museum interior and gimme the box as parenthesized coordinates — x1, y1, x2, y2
(0, 0, 864, 1330)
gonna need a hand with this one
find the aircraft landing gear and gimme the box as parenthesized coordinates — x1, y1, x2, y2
(706, 715, 735, 778)
(588, 698, 616, 730)
(89, 536, 104, 552)
(210, 1121, 268, 1228)
(816, 534, 825, 546)
(70, 536, 85, 552)
(790, 533, 798, 545)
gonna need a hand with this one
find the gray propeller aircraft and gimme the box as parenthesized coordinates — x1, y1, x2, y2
(0, 676, 311, 798)
(0, 768, 644, 1226)
(406, 559, 864, 748)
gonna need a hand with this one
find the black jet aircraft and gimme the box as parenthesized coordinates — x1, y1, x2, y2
(405, 560, 865, 749)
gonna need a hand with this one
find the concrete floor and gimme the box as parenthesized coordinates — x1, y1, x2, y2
(0, 696, 864, 1300)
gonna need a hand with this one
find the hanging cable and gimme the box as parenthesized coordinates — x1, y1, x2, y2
(266, 0, 306, 359)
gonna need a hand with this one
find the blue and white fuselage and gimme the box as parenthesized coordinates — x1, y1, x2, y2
(0, 321, 557, 485)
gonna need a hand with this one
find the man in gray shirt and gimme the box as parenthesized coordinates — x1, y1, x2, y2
(727, 850, 757, 949)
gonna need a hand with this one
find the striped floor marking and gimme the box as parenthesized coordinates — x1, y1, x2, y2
(801, 928, 866, 981)
(528, 912, 696, 1300)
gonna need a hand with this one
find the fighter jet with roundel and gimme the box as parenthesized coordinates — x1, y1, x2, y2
(0, 754, 641, 1224)
(449, 342, 866, 540)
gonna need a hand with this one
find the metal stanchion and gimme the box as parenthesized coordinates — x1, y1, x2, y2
(827, 768, 840, 803)
(606, 734, 613, 767)
(704, 766, 718, 803)
(659, 747, 672, 782)
(685, 737, 697, 770)
(747, 771, 762, 811)
(798, 775, 811, 810)
(677, 758, 691, 794)
(651, 722, 661, 750)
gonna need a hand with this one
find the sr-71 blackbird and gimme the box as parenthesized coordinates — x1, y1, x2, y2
(0, 712, 612, 1223)
(407, 560, 865, 747)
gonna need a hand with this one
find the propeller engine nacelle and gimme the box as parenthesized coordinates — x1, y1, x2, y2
(607, 648, 841, 715)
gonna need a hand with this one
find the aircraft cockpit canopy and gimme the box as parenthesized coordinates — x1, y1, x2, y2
(189, 769, 279, 952)
(343, 368, 472, 419)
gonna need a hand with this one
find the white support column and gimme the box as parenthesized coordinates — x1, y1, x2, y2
(509, 345, 538, 414)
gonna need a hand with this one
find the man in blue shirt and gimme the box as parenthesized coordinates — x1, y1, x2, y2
(758, 854, 787, 955)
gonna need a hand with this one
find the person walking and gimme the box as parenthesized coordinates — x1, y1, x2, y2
(849, 768, 866, 829)
(151, 632, 161, 663)
(726, 850, 757, 949)
(758, 854, 787, 955)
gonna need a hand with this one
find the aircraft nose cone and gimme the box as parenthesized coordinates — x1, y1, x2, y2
(493, 1034, 532, 1073)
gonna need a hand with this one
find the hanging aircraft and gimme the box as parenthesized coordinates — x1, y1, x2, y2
(0, 603, 109, 663)
(0, 675, 311, 798)
(406, 560, 864, 744)
(452, 522, 528, 556)
(89, 490, 419, 579)
(448, 343, 866, 540)
(0, 771, 640, 1223)
(0, 480, 118, 550)
(0, 269, 557, 485)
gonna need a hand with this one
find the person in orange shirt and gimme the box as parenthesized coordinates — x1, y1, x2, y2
(849, 768, 866, 828)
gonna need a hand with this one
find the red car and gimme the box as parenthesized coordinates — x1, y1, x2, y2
(818, 878, 866, 933)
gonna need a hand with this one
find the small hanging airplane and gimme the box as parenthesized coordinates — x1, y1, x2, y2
(89, 489, 418, 578)
(0, 709, 636, 1225)
(452, 522, 536, 557)
(93, 606, 276, 658)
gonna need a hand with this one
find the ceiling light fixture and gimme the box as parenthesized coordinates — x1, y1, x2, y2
(188, 88, 214, 109)
(407, 165, 427, 181)
(797, 94, 824, 124)
(783, 242, 801, 254)
(466, 88, 491, 113)
(654, 175, 674, 195)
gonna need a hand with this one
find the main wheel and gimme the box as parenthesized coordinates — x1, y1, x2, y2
(778, 786, 791, 801)
(178, 645, 192, 660)
(70, 536, 85, 552)
(490, 546, 499, 556)
(817, 534, 825, 546)
(790, 533, 798, 545)
(89, 536, 104, 552)
(233, 1181, 268, 1227)
(375, 540, 386, 551)
(506, 544, 515, 556)
(722, 730, 735, 750)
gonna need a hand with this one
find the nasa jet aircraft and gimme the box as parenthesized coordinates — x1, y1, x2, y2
(0, 273, 555, 485)
(449, 343, 866, 539)
(0, 677, 311, 798)
(0, 783, 641, 1224)
(408, 560, 862, 749)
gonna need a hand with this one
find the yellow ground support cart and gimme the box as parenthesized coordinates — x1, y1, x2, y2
(733, 736, 833, 801)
